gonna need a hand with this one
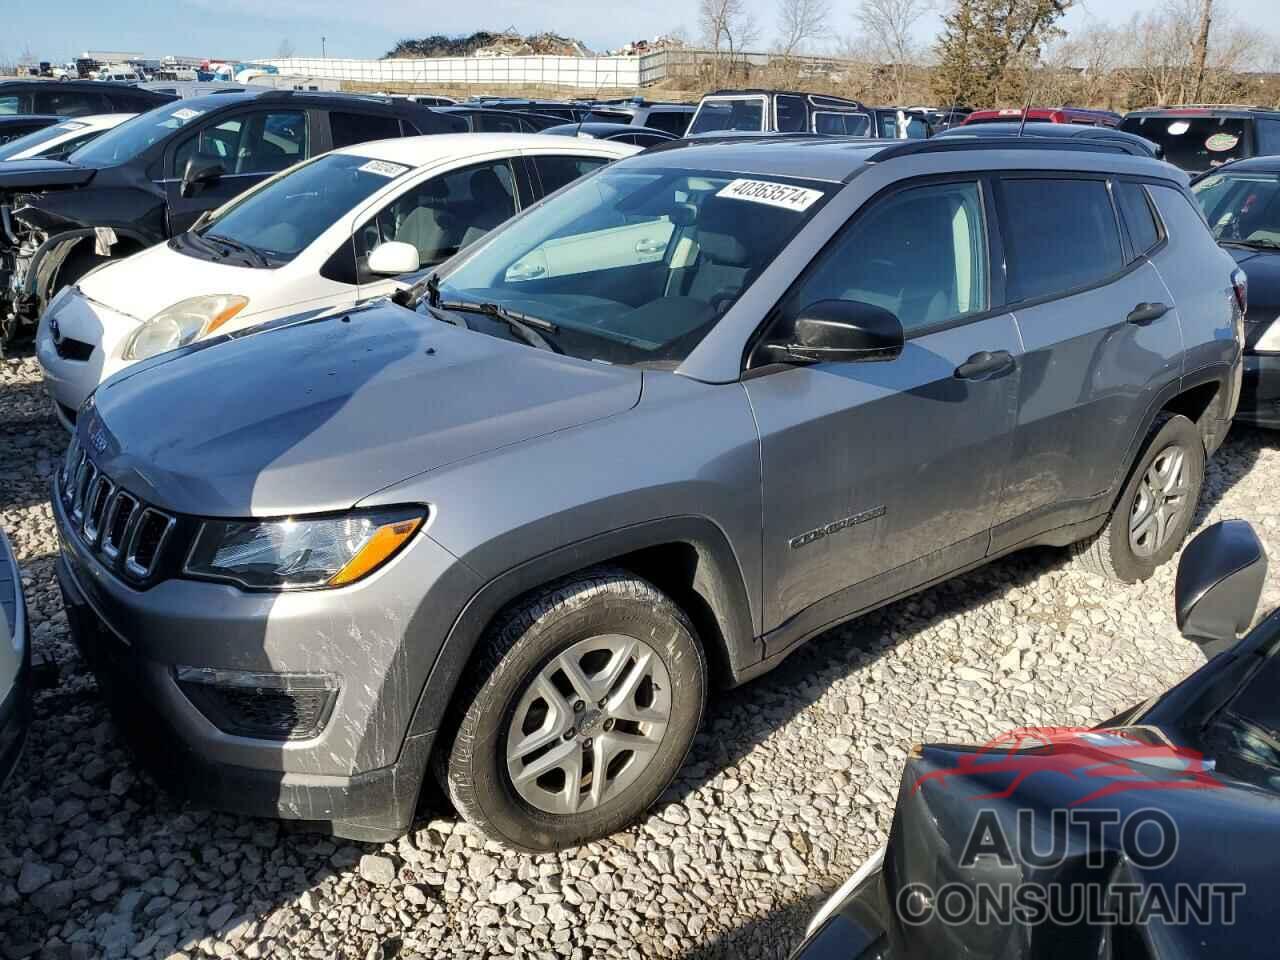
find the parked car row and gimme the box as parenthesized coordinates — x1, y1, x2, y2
(26, 127, 1244, 856)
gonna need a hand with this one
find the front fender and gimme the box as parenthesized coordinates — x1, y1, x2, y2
(403, 515, 759, 744)
(22, 226, 155, 301)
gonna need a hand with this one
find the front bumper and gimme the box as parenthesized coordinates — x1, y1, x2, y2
(1235, 352, 1280, 429)
(52, 474, 479, 841)
(34, 288, 138, 432)
(0, 530, 32, 789)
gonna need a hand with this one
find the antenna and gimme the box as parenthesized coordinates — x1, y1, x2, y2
(1016, 56, 1046, 138)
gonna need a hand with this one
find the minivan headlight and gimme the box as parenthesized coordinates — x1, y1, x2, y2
(122, 294, 248, 361)
(1255, 316, 1280, 353)
(184, 508, 425, 590)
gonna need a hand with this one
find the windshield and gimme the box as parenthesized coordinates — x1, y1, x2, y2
(0, 120, 85, 160)
(69, 103, 209, 166)
(433, 165, 831, 365)
(1121, 116, 1248, 172)
(1193, 171, 1280, 247)
(688, 98, 766, 135)
(188, 152, 412, 264)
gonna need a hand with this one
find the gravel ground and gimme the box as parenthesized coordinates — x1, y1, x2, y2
(3, 350, 1279, 960)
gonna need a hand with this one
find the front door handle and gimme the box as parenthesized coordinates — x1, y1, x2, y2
(955, 350, 1015, 380)
(1127, 301, 1170, 326)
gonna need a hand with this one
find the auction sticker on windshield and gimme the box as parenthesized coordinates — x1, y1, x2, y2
(358, 159, 409, 178)
(171, 108, 204, 123)
(717, 179, 824, 212)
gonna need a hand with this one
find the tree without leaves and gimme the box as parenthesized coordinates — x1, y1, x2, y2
(777, 0, 833, 56)
(853, 0, 933, 103)
(277, 39, 296, 59)
(700, 0, 760, 57)
(1125, 0, 1262, 108)
(932, 0, 1072, 106)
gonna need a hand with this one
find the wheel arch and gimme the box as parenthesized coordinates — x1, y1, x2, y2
(403, 516, 758, 751)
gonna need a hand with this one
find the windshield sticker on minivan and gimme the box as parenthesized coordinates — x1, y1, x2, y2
(171, 107, 204, 123)
(716, 179, 824, 212)
(1206, 133, 1240, 153)
(357, 159, 409, 178)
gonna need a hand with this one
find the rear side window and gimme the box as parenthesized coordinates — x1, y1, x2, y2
(1114, 181, 1162, 257)
(35, 90, 110, 117)
(330, 111, 401, 149)
(1256, 119, 1280, 155)
(646, 110, 689, 136)
(813, 112, 870, 136)
(532, 154, 609, 194)
(0, 96, 19, 115)
(999, 178, 1123, 302)
(776, 96, 806, 133)
(475, 112, 524, 134)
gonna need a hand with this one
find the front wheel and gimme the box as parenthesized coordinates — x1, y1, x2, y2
(1072, 413, 1205, 583)
(442, 569, 706, 852)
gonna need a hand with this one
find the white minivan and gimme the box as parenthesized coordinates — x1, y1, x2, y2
(36, 133, 637, 428)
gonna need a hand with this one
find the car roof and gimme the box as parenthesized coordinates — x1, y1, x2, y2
(0, 113, 61, 124)
(0, 78, 170, 98)
(1208, 155, 1280, 174)
(935, 122, 1158, 152)
(1125, 105, 1280, 119)
(329, 132, 637, 165)
(631, 134, 1179, 183)
(542, 122, 674, 137)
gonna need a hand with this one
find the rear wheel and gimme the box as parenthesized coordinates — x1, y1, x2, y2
(1072, 413, 1204, 582)
(442, 568, 706, 851)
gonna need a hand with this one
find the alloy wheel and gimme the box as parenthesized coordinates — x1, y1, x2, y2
(1129, 443, 1189, 558)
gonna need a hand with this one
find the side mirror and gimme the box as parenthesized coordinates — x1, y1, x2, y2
(1175, 520, 1268, 655)
(776, 300, 905, 364)
(367, 241, 421, 276)
(181, 159, 224, 198)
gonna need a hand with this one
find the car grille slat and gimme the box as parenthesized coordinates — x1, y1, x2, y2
(59, 447, 175, 583)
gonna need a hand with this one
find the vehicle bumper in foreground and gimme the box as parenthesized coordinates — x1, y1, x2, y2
(0, 530, 32, 788)
(34, 288, 138, 432)
(1235, 353, 1280, 429)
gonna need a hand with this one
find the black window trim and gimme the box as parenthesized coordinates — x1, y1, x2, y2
(990, 170, 1143, 315)
(743, 172, 998, 373)
(1112, 177, 1168, 263)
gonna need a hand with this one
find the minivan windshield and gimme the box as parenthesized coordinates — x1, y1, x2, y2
(69, 103, 206, 166)
(433, 165, 832, 365)
(1121, 115, 1248, 172)
(186, 152, 411, 264)
(688, 98, 766, 135)
(1192, 171, 1280, 248)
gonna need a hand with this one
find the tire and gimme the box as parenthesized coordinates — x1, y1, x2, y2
(1072, 413, 1205, 583)
(441, 567, 707, 852)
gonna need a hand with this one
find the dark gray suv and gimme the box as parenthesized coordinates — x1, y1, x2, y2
(52, 137, 1244, 851)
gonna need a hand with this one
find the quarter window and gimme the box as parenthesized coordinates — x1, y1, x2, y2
(999, 178, 1123, 303)
(789, 180, 988, 335)
(1114, 181, 1161, 257)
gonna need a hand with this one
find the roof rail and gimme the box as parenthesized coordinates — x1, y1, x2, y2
(871, 137, 1154, 162)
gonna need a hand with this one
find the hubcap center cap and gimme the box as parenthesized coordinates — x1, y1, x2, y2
(577, 706, 607, 736)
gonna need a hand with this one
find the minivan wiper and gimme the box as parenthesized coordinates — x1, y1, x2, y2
(437, 298, 561, 353)
(204, 232, 269, 268)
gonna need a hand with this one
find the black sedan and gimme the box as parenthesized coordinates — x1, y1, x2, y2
(541, 121, 677, 147)
(1192, 156, 1280, 428)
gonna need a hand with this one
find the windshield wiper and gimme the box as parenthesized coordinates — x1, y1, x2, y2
(437, 298, 560, 352)
(204, 232, 269, 268)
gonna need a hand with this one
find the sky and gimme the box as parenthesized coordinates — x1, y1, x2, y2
(6, 0, 1277, 64)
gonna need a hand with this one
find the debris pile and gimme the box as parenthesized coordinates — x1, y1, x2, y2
(385, 31, 592, 60)
(607, 35, 690, 56)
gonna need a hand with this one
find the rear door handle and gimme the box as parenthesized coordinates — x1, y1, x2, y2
(1127, 302, 1170, 326)
(954, 350, 1015, 380)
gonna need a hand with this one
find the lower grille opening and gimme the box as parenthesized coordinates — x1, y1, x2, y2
(55, 337, 94, 362)
(175, 668, 339, 741)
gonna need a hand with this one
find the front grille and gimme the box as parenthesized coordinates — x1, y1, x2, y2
(59, 438, 176, 583)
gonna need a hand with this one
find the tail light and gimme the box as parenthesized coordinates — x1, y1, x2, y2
(1232, 268, 1248, 317)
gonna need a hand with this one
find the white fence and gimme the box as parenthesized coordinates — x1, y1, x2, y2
(258, 56, 643, 89)
(256, 50, 859, 90)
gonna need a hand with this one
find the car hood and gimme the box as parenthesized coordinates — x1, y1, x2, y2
(77, 241, 296, 323)
(1226, 245, 1280, 315)
(0, 157, 95, 191)
(83, 301, 643, 516)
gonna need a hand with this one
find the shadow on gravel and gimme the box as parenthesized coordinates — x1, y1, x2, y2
(682, 889, 829, 960)
(1192, 423, 1273, 529)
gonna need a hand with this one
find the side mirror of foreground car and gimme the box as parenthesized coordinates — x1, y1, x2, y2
(181, 159, 224, 198)
(367, 241, 422, 276)
(1175, 519, 1268, 655)
(778, 300, 905, 364)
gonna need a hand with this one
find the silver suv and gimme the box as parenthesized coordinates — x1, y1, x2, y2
(53, 137, 1245, 851)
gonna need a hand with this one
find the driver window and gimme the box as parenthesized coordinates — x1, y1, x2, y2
(173, 116, 245, 176)
(788, 180, 988, 335)
(355, 160, 517, 281)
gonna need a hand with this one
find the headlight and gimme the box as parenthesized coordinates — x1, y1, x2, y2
(1255, 316, 1280, 353)
(184, 508, 425, 590)
(121, 294, 248, 361)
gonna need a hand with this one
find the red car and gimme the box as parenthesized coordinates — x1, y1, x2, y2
(962, 106, 1123, 127)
